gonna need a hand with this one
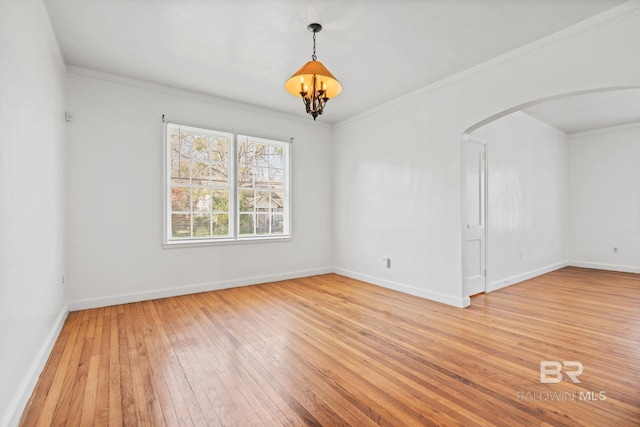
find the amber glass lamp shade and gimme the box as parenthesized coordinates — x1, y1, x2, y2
(284, 59, 342, 100)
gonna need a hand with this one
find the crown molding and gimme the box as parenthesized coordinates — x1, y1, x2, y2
(36, 0, 66, 71)
(568, 120, 640, 139)
(65, 66, 333, 130)
(516, 111, 570, 137)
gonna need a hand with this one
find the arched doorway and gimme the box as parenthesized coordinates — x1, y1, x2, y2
(461, 87, 640, 301)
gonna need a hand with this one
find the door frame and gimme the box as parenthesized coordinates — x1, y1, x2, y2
(461, 134, 488, 300)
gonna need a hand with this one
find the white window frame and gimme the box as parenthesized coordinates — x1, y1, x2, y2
(163, 123, 291, 247)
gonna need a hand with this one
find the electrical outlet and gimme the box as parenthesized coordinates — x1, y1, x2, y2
(61, 276, 65, 286)
(613, 247, 618, 254)
(382, 257, 391, 268)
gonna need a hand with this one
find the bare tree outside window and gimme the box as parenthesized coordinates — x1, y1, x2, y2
(165, 124, 289, 244)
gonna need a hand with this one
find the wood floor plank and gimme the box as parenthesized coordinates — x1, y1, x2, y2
(117, 308, 138, 427)
(20, 267, 640, 426)
(19, 313, 74, 427)
(47, 310, 91, 427)
(93, 306, 111, 427)
(183, 293, 284, 427)
(78, 307, 103, 426)
(145, 300, 201, 427)
(205, 288, 383, 427)
(130, 301, 168, 426)
(197, 292, 350, 427)
(107, 305, 122, 427)
(173, 294, 258, 426)
(123, 303, 155, 427)
(195, 295, 306, 427)
(65, 317, 96, 427)
(137, 301, 189, 427)
(154, 297, 225, 425)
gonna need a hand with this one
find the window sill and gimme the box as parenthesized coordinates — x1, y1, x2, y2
(162, 235, 292, 249)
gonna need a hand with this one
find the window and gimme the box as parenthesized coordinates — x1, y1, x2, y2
(237, 135, 287, 237)
(165, 124, 290, 245)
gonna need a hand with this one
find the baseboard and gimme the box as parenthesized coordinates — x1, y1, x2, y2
(68, 267, 334, 311)
(567, 260, 640, 274)
(3, 304, 69, 427)
(333, 267, 470, 308)
(487, 261, 569, 292)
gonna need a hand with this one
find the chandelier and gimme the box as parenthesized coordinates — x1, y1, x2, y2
(285, 23, 342, 120)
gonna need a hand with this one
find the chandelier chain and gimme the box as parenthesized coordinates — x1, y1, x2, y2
(312, 31, 317, 61)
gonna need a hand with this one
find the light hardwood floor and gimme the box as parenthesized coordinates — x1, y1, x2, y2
(20, 267, 640, 426)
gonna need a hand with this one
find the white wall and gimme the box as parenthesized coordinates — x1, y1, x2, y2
(333, 5, 640, 308)
(569, 124, 640, 272)
(473, 112, 569, 290)
(0, 1, 67, 426)
(333, 89, 467, 307)
(65, 70, 334, 308)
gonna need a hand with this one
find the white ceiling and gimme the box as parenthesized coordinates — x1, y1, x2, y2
(522, 89, 640, 134)
(44, 0, 630, 124)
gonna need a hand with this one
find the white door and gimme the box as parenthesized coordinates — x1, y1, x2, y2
(463, 137, 486, 296)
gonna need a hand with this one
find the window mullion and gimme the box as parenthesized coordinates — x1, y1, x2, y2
(189, 153, 194, 238)
(232, 131, 239, 240)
